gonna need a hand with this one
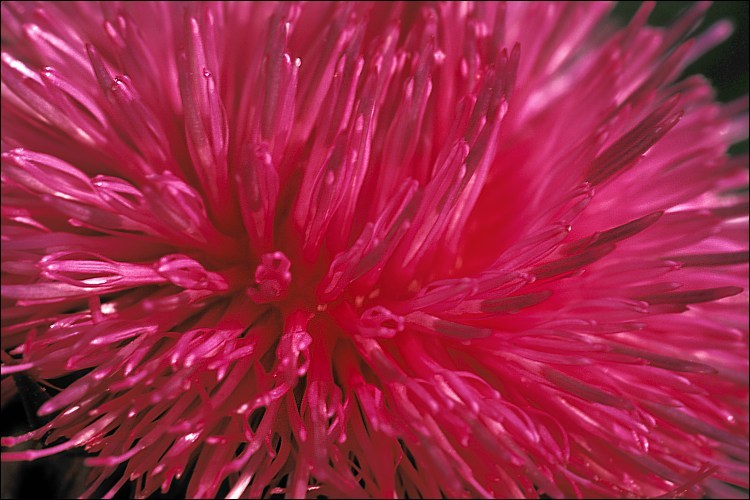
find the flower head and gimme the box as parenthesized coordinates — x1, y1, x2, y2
(1, 1, 748, 498)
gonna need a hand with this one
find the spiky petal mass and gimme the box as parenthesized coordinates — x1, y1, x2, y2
(1, 2, 748, 498)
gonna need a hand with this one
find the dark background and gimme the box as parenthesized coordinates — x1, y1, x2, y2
(1, 2, 748, 499)
(613, 1, 748, 103)
(612, 1, 749, 154)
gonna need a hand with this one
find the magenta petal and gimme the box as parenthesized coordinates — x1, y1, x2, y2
(1, 2, 747, 499)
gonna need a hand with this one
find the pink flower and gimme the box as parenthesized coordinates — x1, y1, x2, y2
(1, 1, 748, 498)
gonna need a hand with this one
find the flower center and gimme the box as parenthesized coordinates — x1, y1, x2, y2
(245, 251, 293, 304)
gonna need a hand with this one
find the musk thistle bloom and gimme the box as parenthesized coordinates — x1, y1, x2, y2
(1, 1, 748, 498)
